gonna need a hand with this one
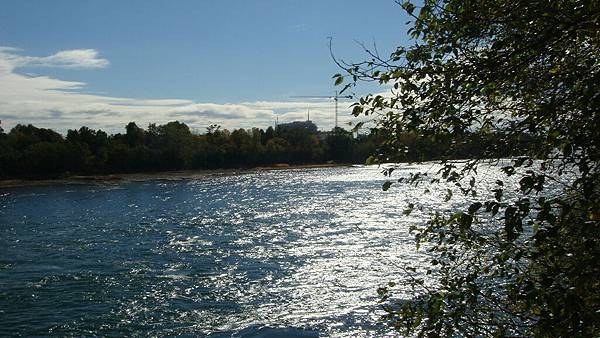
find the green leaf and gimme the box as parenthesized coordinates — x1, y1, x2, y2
(444, 188, 453, 202)
(402, 1, 416, 15)
(403, 203, 415, 215)
(365, 156, 377, 165)
(468, 202, 482, 215)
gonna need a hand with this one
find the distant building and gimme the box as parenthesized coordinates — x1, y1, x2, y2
(277, 120, 318, 133)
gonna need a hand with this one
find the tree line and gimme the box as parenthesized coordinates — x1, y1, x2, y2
(0, 120, 532, 179)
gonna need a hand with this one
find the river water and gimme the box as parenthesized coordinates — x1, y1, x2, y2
(0, 164, 521, 337)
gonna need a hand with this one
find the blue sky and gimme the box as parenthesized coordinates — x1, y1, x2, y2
(0, 0, 411, 132)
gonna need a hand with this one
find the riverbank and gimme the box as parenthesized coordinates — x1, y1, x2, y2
(0, 163, 352, 188)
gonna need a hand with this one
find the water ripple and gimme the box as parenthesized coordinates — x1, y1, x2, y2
(0, 164, 560, 336)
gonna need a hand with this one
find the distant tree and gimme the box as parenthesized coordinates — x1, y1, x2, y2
(278, 127, 322, 163)
(326, 128, 354, 162)
(230, 128, 253, 165)
(265, 137, 289, 164)
(125, 122, 145, 147)
(249, 127, 266, 164)
(9, 124, 63, 151)
(22, 142, 71, 176)
(263, 126, 276, 145)
(66, 126, 110, 171)
(205, 125, 233, 168)
(0, 127, 15, 178)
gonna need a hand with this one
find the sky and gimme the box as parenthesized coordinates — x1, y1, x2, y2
(0, 0, 411, 133)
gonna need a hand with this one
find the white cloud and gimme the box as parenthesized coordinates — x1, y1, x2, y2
(0, 47, 109, 70)
(0, 47, 365, 134)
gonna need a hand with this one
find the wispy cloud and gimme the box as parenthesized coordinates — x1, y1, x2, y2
(0, 47, 363, 133)
(0, 47, 109, 71)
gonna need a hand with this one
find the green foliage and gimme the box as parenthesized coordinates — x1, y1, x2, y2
(337, 0, 600, 336)
(0, 119, 535, 179)
(0, 122, 387, 178)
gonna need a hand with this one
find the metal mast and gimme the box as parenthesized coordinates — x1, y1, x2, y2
(290, 91, 353, 129)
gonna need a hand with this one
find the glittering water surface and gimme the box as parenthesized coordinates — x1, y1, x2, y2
(0, 164, 527, 337)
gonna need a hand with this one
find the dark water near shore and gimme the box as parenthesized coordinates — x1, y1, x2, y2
(0, 164, 527, 337)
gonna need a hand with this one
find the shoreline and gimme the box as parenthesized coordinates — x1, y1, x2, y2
(0, 163, 353, 188)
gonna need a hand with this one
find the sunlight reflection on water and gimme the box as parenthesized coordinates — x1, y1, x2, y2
(0, 162, 560, 336)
